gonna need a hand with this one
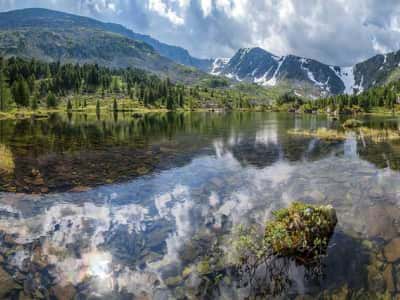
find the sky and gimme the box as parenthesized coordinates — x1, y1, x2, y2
(1, 0, 400, 66)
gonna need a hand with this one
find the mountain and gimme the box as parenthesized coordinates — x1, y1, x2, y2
(0, 8, 210, 83)
(211, 47, 400, 96)
(128, 34, 213, 72)
(351, 51, 400, 91)
(0, 8, 212, 71)
(211, 47, 348, 96)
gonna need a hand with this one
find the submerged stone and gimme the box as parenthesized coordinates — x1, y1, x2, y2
(383, 264, 395, 292)
(383, 238, 400, 262)
(196, 260, 211, 275)
(164, 275, 183, 287)
(0, 267, 21, 298)
(265, 202, 337, 260)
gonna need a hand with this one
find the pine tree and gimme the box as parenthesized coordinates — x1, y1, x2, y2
(96, 99, 100, 115)
(46, 92, 58, 108)
(67, 99, 73, 111)
(30, 92, 38, 111)
(27, 74, 35, 94)
(178, 92, 184, 108)
(166, 93, 174, 110)
(12, 78, 30, 107)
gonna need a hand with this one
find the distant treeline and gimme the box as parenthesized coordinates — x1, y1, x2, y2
(277, 79, 400, 113)
(0, 56, 188, 111)
(312, 81, 399, 112)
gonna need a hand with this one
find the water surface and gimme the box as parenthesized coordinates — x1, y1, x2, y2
(0, 112, 400, 299)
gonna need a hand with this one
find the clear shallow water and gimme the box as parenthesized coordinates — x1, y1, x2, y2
(0, 112, 400, 298)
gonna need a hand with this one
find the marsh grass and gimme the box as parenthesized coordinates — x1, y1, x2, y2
(288, 128, 347, 141)
(0, 144, 14, 174)
(289, 127, 400, 143)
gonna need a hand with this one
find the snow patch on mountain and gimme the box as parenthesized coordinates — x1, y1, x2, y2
(331, 66, 355, 94)
(254, 66, 274, 85)
(210, 58, 229, 75)
(225, 72, 242, 81)
(265, 56, 286, 86)
(300, 60, 328, 90)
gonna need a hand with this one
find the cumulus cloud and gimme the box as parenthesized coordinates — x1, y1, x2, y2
(1, 0, 400, 65)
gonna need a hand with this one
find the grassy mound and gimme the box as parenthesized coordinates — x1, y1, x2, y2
(265, 202, 337, 260)
(342, 119, 363, 128)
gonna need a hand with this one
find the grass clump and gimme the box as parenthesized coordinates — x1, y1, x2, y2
(232, 202, 337, 267)
(288, 128, 346, 141)
(358, 127, 400, 142)
(0, 144, 14, 174)
(264, 202, 337, 260)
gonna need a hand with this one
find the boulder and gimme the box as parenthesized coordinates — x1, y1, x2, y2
(265, 202, 337, 261)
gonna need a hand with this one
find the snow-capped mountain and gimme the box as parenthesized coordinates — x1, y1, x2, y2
(211, 47, 400, 95)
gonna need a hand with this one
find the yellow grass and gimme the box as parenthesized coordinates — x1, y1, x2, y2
(0, 144, 14, 174)
(288, 127, 400, 143)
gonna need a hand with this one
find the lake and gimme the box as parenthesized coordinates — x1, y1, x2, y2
(0, 111, 400, 299)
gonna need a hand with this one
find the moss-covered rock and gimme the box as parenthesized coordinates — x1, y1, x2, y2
(343, 118, 363, 129)
(196, 260, 211, 275)
(164, 275, 183, 287)
(264, 202, 337, 260)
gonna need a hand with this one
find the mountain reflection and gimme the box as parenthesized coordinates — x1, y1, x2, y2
(1, 112, 400, 193)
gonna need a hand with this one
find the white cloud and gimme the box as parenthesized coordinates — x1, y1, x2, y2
(2, 0, 400, 65)
(148, 0, 185, 25)
(200, 0, 212, 17)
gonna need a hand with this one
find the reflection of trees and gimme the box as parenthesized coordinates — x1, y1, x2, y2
(1, 112, 281, 192)
(231, 140, 281, 168)
(3, 111, 400, 193)
(358, 140, 400, 171)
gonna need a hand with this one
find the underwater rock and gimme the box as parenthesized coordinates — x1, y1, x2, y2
(164, 275, 183, 287)
(366, 205, 400, 241)
(0, 267, 21, 298)
(265, 202, 337, 260)
(367, 256, 385, 291)
(196, 260, 211, 275)
(384, 238, 400, 262)
(383, 264, 395, 292)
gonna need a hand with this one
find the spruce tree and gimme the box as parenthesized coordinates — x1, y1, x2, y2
(12, 78, 30, 107)
(96, 99, 100, 115)
(67, 99, 73, 111)
(178, 92, 184, 108)
(30, 92, 38, 111)
(46, 92, 58, 108)
(166, 93, 174, 110)
(27, 74, 35, 94)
